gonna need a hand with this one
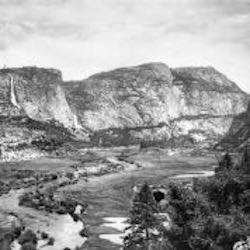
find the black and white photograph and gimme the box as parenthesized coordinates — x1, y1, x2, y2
(0, 0, 250, 249)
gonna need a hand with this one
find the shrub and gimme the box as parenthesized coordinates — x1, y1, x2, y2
(47, 237, 55, 246)
(215, 153, 233, 174)
(20, 242, 36, 250)
(13, 227, 22, 239)
(40, 232, 48, 239)
(65, 172, 74, 180)
(79, 228, 88, 238)
(18, 230, 37, 245)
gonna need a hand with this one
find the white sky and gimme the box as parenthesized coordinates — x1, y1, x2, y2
(0, 0, 250, 92)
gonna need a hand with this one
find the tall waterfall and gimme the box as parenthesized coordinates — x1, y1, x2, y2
(73, 114, 82, 130)
(9, 74, 21, 109)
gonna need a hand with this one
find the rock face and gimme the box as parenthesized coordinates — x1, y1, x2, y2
(0, 67, 74, 127)
(0, 63, 248, 158)
(63, 63, 249, 147)
(220, 101, 250, 150)
(0, 67, 75, 161)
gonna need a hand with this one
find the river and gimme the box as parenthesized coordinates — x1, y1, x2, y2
(0, 188, 86, 250)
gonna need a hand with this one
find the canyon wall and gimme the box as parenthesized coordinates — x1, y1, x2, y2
(0, 63, 248, 160)
(63, 63, 249, 147)
(0, 67, 75, 161)
(0, 67, 75, 127)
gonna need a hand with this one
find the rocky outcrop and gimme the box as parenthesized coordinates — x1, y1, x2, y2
(0, 213, 23, 248)
(0, 67, 76, 161)
(0, 63, 248, 156)
(219, 101, 250, 150)
(63, 63, 249, 147)
(0, 67, 75, 127)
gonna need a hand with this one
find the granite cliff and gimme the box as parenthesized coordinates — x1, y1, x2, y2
(0, 67, 74, 127)
(63, 63, 249, 147)
(0, 63, 248, 160)
(220, 101, 250, 150)
(0, 67, 75, 161)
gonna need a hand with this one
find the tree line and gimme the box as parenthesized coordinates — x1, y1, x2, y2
(124, 148, 250, 250)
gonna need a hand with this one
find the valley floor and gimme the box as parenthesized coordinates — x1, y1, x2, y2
(0, 148, 217, 250)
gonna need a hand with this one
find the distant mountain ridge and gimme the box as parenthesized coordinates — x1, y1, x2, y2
(63, 63, 249, 147)
(0, 63, 249, 160)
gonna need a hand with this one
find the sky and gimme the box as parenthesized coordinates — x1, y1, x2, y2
(0, 0, 250, 92)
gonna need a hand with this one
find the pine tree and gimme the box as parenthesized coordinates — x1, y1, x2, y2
(124, 182, 160, 250)
(241, 144, 250, 174)
(215, 152, 233, 174)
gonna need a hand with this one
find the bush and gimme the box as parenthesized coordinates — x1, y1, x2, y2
(47, 237, 55, 246)
(13, 226, 22, 239)
(40, 232, 48, 239)
(65, 172, 74, 180)
(18, 230, 37, 245)
(79, 228, 88, 238)
(215, 153, 233, 174)
(20, 242, 36, 250)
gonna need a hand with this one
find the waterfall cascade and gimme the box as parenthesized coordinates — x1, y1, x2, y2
(73, 114, 82, 130)
(9, 74, 21, 110)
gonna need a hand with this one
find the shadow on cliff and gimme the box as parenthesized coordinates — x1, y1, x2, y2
(217, 100, 250, 151)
